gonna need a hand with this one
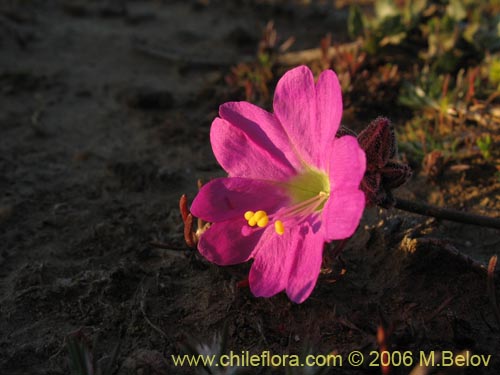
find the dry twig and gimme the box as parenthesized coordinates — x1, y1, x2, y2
(395, 198, 500, 230)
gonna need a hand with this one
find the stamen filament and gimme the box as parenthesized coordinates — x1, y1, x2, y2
(242, 191, 329, 236)
(277, 192, 328, 221)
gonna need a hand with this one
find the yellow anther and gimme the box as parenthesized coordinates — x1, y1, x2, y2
(257, 216, 269, 228)
(244, 211, 254, 221)
(275, 220, 285, 235)
(253, 210, 267, 221)
(245, 210, 268, 228)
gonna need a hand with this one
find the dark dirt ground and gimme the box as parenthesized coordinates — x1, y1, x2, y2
(1, 1, 499, 374)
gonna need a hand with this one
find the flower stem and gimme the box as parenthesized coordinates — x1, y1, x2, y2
(394, 198, 500, 230)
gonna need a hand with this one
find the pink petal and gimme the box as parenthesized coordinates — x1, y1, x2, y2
(316, 69, 343, 169)
(322, 189, 365, 241)
(248, 227, 299, 298)
(211, 103, 299, 180)
(190, 177, 287, 223)
(273, 66, 318, 167)
(286, 218, 325, 303)
(328, 136, 366, 190)
(273, 66, 344, 169)
(219, 102, 302, 171)
(198, 218, 262, 265)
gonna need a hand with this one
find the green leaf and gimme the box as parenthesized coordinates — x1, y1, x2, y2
(446, 0, 467, 22)
(433, 50, 462, 73)
(375, 0, 400, 23)
(380, 31, 407, 46)
(348, 4, 365, 39)
(404, 0, 427, 25)
(489, 58, 500, 85)
(477, 134, 492, 160)
(410, 0, 427, 17)
(464, 23, 479, 44)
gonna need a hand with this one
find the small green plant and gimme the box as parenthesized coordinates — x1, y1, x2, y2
(489, 58, 500, 88)
(477, 133, 492, 160)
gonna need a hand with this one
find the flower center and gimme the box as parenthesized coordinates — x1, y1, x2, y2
(285, 167, 330, 209)
(243, 168, 330, 235)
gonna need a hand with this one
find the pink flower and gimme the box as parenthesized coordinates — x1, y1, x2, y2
(191, 66, 366, 303)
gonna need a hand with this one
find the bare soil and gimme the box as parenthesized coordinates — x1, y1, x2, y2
(1, 1, 499, 374)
